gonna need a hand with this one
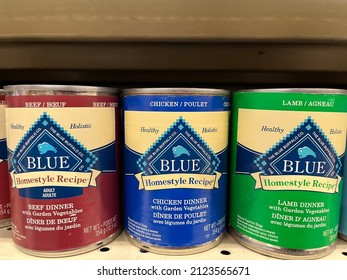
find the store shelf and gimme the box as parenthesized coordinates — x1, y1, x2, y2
(1, 1, 347, 85)
(1, 0, 347, 262)
(2, 0, 347, 41)
(1, 226, 347, 260)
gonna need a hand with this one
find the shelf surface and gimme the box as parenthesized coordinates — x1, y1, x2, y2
(1, 1, 347, 85)
(1, 0, 347, 42)
(1, 226, 347, 260)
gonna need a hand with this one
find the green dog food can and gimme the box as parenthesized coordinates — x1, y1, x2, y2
(228, 88, 347, 259)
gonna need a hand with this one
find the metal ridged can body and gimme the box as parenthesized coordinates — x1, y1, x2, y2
(123, 88, 230, 255)
(0, 89, 11, 228)
(5, 85, 122, 257)
(228, 88, 347, 259)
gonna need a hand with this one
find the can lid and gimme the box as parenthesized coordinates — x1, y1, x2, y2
(123, 87, 229, 96)
(4, 84, 118, 95)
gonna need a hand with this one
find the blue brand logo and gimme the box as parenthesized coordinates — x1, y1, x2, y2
(250, 116, 342, 194)
(10, 112, 99, 199)
(255, 117, 341, 178)
(137, 116, 219, 176)
(135, 116, 221, 190)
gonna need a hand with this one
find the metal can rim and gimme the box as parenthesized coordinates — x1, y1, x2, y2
(123, 87, 230, 96)
(4, 84, 118, 95)
(234, 88, 347, 94)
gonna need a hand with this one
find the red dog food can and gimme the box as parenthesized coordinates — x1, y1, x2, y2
(4, 85, 122, 256)
(0, 89, 11, 228)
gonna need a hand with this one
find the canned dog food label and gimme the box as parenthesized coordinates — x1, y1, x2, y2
(230, 91, 347, 250)
(6, 95, 121, 252)
(0, 97, 10, 222)
(124, 94, 229, 247)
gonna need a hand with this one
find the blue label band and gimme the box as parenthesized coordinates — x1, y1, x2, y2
(123, 95, 230, 112)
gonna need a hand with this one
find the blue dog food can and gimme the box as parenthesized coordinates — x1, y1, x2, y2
(123, 88, 230, 254)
